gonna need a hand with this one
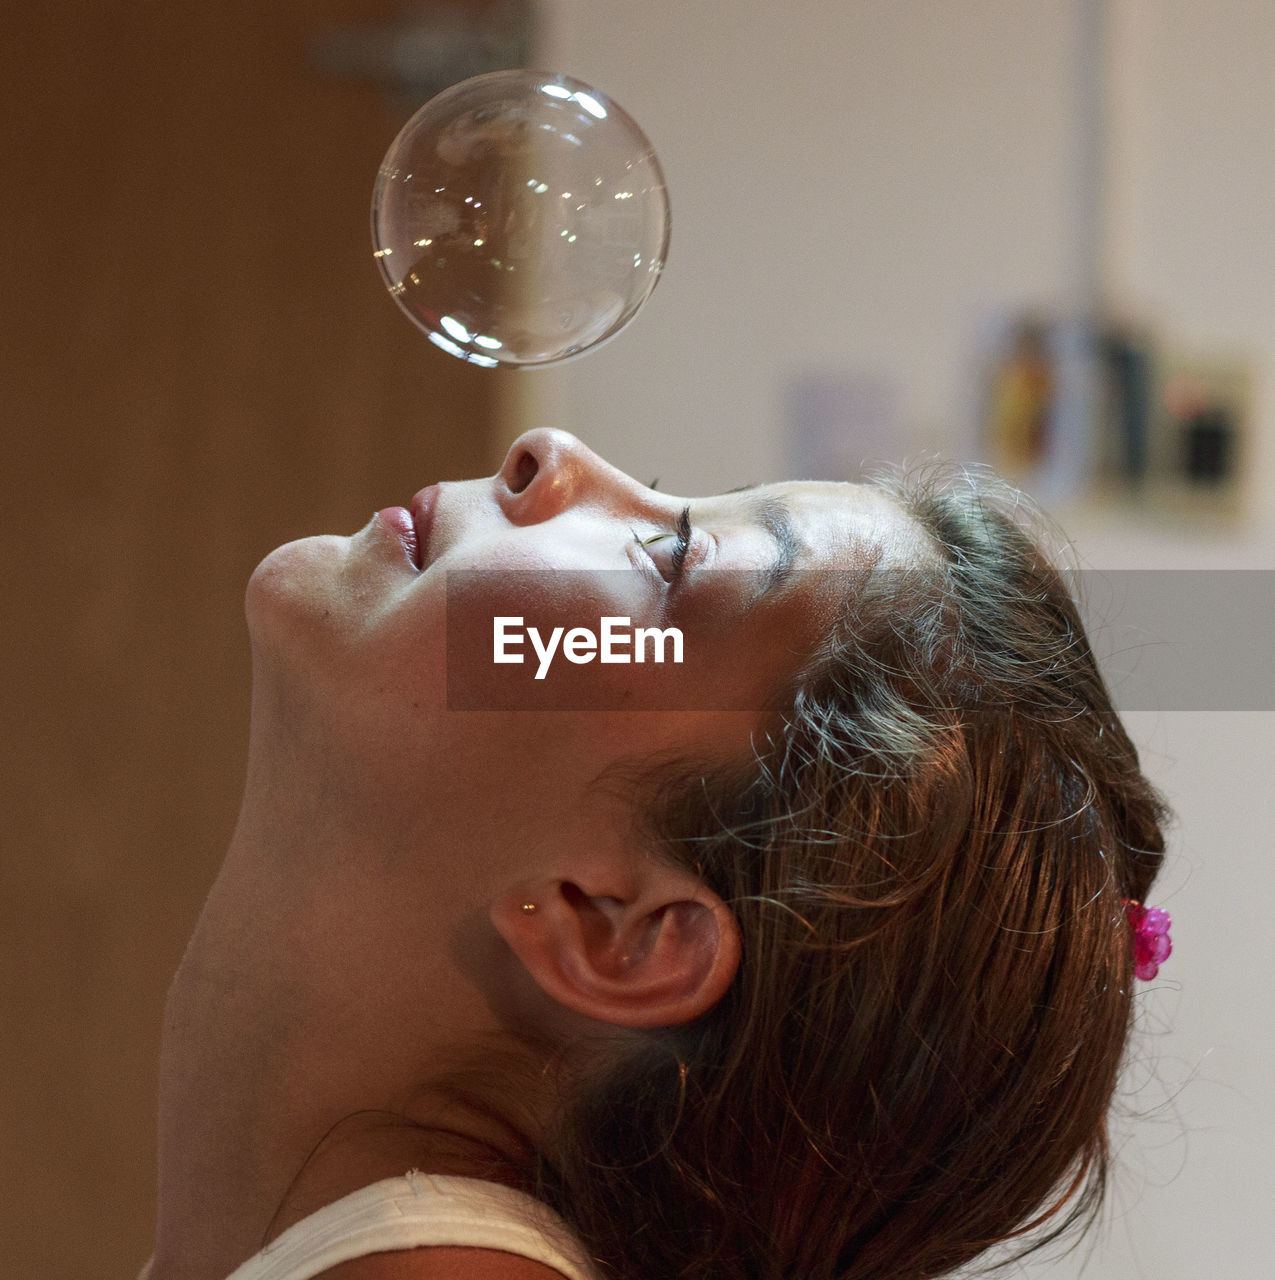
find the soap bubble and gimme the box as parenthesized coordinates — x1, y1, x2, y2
(371, 70, 670, 367)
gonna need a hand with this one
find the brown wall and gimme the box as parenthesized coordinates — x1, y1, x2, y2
(0, 5, 519, 1275)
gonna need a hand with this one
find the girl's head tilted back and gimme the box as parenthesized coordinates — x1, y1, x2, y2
(535, 464, 1167, 1280)
(208, 431, 1166, 1280)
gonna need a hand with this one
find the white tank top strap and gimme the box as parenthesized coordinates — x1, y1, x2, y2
(223, 1172, 601, 1280)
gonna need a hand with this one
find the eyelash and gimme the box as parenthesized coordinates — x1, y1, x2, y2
(634, 506, 693, 582)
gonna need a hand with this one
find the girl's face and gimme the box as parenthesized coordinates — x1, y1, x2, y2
(245, 430, 917, 809)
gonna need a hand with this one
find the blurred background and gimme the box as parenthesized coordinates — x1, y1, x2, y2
(2, 1, 1270, 1276)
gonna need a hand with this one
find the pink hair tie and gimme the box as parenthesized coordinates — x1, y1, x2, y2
(1123, 899, 1173, 980)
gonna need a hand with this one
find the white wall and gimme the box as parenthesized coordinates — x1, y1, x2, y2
(1108, 0, 1275, 512)
(531, 0, 1080, 491)
(531, 4, 1274, 1278)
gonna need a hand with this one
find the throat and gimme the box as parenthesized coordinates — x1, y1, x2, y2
(150, 877, 546, 1280)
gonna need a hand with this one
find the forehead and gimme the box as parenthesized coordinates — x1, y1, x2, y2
(713, 478, 921, 572)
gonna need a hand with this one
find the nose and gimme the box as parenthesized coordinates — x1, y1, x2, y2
(495, 428, 640, 524)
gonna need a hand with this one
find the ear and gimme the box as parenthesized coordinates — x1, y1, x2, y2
(490, 866, 741, 1030)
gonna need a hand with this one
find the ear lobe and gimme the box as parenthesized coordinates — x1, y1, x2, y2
(490, 877, 741, 1029)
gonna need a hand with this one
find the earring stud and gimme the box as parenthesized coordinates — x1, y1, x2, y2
(521, 902, 537, 914)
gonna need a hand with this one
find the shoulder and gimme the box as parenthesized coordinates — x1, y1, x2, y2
(315, 1247, 577, 1280)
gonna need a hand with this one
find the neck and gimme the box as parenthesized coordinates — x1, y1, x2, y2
(147, 748, 545, 1280)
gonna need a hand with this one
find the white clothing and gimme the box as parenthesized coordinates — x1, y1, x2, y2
(222, 1172, 600, 1280)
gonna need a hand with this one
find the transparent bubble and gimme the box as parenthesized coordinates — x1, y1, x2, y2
(371, 70, 670, 368)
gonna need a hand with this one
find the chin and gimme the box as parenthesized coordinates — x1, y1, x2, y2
(244, 534, 349, 653)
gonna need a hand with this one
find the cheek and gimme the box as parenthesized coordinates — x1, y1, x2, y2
(681, 592, 830, 713)
(441, 576, 686, 712)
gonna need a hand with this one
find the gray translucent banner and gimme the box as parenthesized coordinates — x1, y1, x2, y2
(1071, 570, 1273, 711)
(443, 569, 1274, 712)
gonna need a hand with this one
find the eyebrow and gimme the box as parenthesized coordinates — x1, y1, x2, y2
(748, 494, 800, 601)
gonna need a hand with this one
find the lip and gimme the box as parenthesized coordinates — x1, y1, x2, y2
(376, 505, 419, 569)
(409, 484, 439, 569)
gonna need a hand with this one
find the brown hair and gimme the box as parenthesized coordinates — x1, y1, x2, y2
(534, 467, 1168, 1279)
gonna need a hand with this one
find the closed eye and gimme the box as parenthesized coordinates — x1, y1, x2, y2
(634, 506, 693, 584)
